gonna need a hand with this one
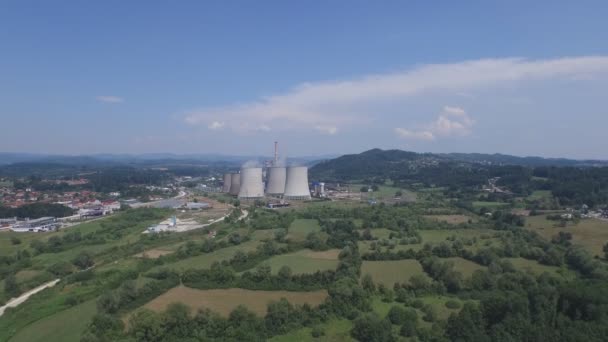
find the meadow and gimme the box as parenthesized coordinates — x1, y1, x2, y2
(286, 218, 321, 242)
(526, 216, 608, 256)
(360, 260, 429, 286)
(141, 286, 328, 316)
(262, 249, 340, 274)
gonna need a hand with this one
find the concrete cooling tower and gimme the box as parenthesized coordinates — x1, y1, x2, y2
(284, 166, 311, 200)
(222, 173, 232, 193)
(265, 166, 286, 196)
(229, 173, 241, 196)
(238, 167, 264, 199)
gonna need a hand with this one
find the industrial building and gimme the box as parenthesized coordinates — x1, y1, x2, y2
(284, 166, 311, 200)
(238, 167, 265, 199)
(222, 173, 232, 193)
(11, 217, 58, 232)
(266, 166, 286, 196)
(221, 142, 312, 200)
(229, 172, 241, 196)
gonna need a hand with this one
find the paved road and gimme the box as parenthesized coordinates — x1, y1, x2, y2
(0, 279, 61, 317)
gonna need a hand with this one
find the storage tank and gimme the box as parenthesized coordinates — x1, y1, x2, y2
(284, 166, 311, 200)
(265, 166, 286, 196)
(238, 167, 264, 199)
(229, 173, 241, 196)
(222, 173, 232, 193)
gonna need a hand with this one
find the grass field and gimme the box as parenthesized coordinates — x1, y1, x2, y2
(423, 215, 472, 224)
(443, 257, 486, 277)
(361, 260, 429, 286)
(526, 216, 608, 256)
(142, 286, 328, 316)
(269, 319, 353, 342)
(504, 257, 574, 278)
(262, 249, 340, 274)
(472, 201, 509, 209)
(287, 219, 321, 242)
(150, 240, 261, 271)
(527, 190, 552, 201)
(9, 299, 97, 342)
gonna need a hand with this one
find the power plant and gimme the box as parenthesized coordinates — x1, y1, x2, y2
(228, 172, 240, 196)
(265, 166, 286, 196)
(221, 142, 311, 200)
(238, 167, 264, 199)
(284, 166, 311, 200)
(222, 173, 232, 193)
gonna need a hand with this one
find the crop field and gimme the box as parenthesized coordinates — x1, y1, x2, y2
(287, 219, 321, 242)
(151, 240, 261, 271)
(423, 215, 471, 224)
(262, 249, 340, 274)
(142, 286, 328, 316)
(269, 319, 354, 342)
(9, 299, 97, 342)
(504, 258, 573, 278)
(442, 257, 486, 277)
(526, 216, 608, 256)
(361, 260, 429, 286)
(472, 201, 510, 209)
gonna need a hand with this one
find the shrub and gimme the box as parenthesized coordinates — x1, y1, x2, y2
(311, 326, 325, 338)
(445, 299, 461, 309)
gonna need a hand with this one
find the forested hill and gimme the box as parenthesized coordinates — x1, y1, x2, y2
(311, 148, 608, 181)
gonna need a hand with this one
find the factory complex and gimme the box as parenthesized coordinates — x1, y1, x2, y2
(222, 142, 314, 201)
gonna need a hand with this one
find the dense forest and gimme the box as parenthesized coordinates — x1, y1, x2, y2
(0, 203, 74, 219)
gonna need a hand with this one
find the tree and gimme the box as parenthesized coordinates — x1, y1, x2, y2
(603, 242, 608, 260)
(351, 313, 395, 342)
(4, 274, 19, 298)
(362, 274, 376, 294)
(129, 309, 164, 342)
(388, 306, 414, 325)
(278, 265, 293, 280)
(10, 236, 21, 245)
(72, 251, 94, 269)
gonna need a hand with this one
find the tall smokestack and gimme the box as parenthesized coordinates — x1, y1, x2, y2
(274, 141, 278, 165)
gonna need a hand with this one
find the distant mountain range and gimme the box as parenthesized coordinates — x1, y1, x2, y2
(1, 150, 606, 169)
(0, 152, 339, 167)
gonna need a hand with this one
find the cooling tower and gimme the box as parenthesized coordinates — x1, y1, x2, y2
(229, 173, 241, 196)
(266, 166, 286, 196)
(222, 173, 232, 193)
(238, 167, 264, 199)
(284, 166, 311, 200)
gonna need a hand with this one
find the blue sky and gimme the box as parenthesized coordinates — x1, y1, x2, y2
(1, 1, 608, 158)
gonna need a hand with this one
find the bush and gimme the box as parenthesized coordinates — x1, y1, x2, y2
(388, 306, 409, 325)
(445, 299, 461, 309)
(311, 326, 325, 338)
(411, 299, 424, 309)
(10, 236, 21, 245)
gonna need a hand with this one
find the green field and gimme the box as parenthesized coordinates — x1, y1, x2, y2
(9, 299, 97, 342)
(472, 201, 510, 209)
(361, 260, 429, 286)
(287, 219, 321, 242)
(262, 249, 340, 274)
(269, 319, 353, 342)
(443, 257, 486, 277)
(526, 216, 608, 256)
(141, 286, 328, 317)
(151, 240, 261, 271)
(504, 258, 573, 278)
(527, 190, 552, 200)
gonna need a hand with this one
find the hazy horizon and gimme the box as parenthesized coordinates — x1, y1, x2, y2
(2, 2, 608, 159)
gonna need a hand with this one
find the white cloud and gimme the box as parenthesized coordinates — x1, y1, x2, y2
(208, 121, 225, 130)
(181, 56, 608, 134)
(394, 128, 435, 141)
(395, 106, 475, 141)
(315, 125, 338, 135)
(96, 96, 124, 104)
